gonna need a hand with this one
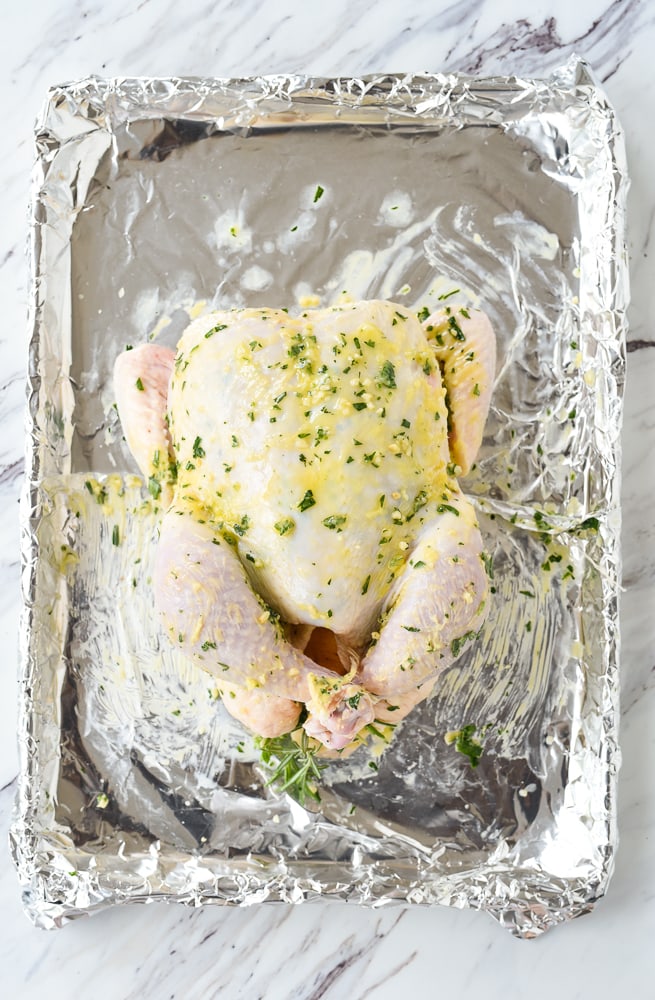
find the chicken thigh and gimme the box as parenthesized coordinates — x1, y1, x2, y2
(114, 299, 495, 750)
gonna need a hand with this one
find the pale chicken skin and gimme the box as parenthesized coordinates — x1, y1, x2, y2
(113, 299, 496, 750)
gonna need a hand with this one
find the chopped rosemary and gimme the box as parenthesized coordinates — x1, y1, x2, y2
(204, 323, 228, 338)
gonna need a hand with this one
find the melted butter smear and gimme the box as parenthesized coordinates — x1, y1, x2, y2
(167, 301, 454, 631)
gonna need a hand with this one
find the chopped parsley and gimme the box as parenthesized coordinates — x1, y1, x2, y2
(111, 525, 120, 546)
(451, 630, 479, 658)
(135, 377, 144, 391)
(576, 516, 600, 533)
(232, 514, 250, 536)
(481, 552, 494, 579)
(322, 514, 347, 531)
(274, 518, 295, 535)
(192, 436, 205, 459)
(377, 360, 396, 389)
(298, 490, 316, 512)
(313, 184, 324, 203)
(148, 476, 161, 499)
(445, 723, 483, 768)
(448, 315, 466, 341)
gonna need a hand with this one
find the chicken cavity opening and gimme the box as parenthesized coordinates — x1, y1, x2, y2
(303, 627, 348, 676)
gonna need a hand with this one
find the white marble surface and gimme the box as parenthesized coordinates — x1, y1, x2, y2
(1, 0, 654, 996)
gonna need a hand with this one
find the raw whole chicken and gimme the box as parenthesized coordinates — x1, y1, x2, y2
(114, 299, 496, 752)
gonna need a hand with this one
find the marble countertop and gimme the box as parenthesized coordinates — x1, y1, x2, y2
(1, 1, 654, 997)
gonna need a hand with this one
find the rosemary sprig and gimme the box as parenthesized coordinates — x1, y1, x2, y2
(256, 729, 328, 805)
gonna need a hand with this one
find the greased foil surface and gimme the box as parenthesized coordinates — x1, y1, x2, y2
(12, 58, 628, 937)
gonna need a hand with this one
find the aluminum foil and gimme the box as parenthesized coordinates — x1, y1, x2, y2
(12, 57, 628, 937)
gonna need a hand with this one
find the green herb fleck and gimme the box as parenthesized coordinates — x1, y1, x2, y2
(437, 502, 459, 517)
(313, 185, 324, 203)
(361, 574, 371, 595)
(193, 436, 205, 459)
(445, 723, 483, 768)
(481, 552, 494, 579)
(451, 630, 479, 658)
(298, 490, 316, 512)
(322, 514, 347, 531)
(205, 323, 228, 338)
(85, 480, 108, 505)
(112, 525, 120, 546)
(377, 360, 396, 389)
(448, 315, 466, 341)
(135, 377, 144, 391)
(232, 515, 250, 537)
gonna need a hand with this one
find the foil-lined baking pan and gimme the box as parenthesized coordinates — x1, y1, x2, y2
(12, 57, 628, 937)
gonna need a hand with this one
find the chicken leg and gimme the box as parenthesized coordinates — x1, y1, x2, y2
(154, 496, 375, 748)
(358, 492, 488, 699)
